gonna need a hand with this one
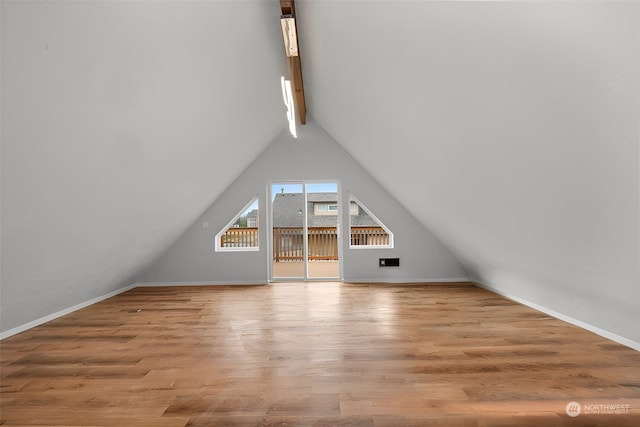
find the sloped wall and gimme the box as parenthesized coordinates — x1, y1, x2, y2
(138, 121, 468, 284)
(0, 0, 285, 335)
(301, 1, 639, 346)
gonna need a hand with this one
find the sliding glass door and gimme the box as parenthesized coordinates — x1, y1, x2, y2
(270, 181, 341, 280)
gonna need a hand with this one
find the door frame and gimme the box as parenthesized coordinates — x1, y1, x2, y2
(267, 180, 343, 282)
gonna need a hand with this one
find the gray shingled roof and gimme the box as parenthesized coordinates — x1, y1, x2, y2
(350, 207, 381, 227)
(307, 193, 338, 202)
(272, 193, 378, 228)
(272, 193, 305, 227)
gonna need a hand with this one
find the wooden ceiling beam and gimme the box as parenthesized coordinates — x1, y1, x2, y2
(280, 0, 306, 125)
(279, 0, 295, 17)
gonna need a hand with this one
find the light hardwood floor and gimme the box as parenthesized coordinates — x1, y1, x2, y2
(272, 261, 339, 279)
(1, 282, 639, 426)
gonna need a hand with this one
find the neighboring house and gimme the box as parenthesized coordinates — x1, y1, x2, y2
(231, 208, 258, 228)
(245, 209, 258, 228)
(271, 192, 377, 227)
(271, 192, 389, 252)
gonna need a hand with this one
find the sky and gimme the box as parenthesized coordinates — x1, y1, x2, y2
(271, 182, 338, 198)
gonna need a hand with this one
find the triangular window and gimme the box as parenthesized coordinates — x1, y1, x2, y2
(349, 195, 394, 248)
(215, 198, 259, 252)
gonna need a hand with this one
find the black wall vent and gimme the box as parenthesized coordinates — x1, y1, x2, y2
(379, 258, 400, 267)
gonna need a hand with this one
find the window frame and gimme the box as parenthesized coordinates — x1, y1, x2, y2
(348, 194, 394, 249)
(215, 197, 260, 252)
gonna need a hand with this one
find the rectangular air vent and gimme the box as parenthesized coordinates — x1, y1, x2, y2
(379, 258, 400, 267)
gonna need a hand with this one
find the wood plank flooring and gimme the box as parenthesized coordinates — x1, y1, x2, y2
(1, 282, 639, 426)
(272, 261, 339, 279)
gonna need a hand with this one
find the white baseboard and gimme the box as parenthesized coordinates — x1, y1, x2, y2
(20, 277, 635, 352)
(0, 284, 137, 340)
(0, 278, 466, 339)
(0, 281, 268, 340)
(474, 280, 640, 352)
(135, 281, 268, 287)
(345, 277, 470, 284)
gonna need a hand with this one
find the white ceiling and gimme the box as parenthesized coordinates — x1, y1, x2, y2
(2, 1, 639, 341)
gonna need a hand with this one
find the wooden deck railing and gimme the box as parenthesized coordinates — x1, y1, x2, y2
(307, 227, 339, 260)
(350, 226, 390, 246)
(272, 226, 389, 261)
(273, 228, 305, 261)
(273, 227, 339, 261)
(220, 227, 258, 248)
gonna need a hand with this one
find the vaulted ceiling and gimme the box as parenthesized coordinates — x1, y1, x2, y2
(2, 1, 638, 344)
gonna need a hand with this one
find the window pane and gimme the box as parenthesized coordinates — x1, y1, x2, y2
(349, 196, 393, 248)
(215, 198, 259, 251)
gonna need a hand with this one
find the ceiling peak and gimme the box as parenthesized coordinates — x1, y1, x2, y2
(279, 0, 306, 126)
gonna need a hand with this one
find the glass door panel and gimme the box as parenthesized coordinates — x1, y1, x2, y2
(271, 183, 305, 279)
(306, 182, 340, 279)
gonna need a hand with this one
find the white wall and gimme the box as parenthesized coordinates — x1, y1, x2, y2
(301, 1, 640, 345)
(139, 120, 468, 284)
(0, 0, 285, 334)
